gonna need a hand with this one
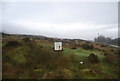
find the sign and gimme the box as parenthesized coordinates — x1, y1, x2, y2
(54, 42, 62, 50)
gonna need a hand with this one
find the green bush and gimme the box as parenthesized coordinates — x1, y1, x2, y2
(81, 43, 94, 50)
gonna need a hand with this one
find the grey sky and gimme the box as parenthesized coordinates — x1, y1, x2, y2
(1, 2, 118, 40)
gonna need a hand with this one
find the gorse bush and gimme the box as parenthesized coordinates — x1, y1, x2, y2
(5, 41, 21, 47)
(81, 43, 94, 50)
(88, 53, 100, 63)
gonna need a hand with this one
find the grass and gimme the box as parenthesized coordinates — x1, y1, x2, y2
(34, 43, 118, 78)
(100, 63, 118, 79)
(34, 43, 117, 79)
(12, 53, 26, 65)
(63, 47, 104, 60)
(2, 38, 119, 79)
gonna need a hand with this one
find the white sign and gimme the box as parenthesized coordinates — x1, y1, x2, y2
(54, 42, 62, 50)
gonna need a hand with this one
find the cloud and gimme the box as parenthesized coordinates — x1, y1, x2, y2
(2, 0, 119, 2)
(3, 20, 118, 40)
(2, 2, 118, 40)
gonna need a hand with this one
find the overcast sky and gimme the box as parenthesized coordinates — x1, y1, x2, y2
(1, 2, 118, 40)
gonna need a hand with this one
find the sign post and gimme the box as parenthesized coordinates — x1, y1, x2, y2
(54, 42, 62, 51)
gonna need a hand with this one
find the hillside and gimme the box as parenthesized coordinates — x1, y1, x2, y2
(2, 33, 119, 79)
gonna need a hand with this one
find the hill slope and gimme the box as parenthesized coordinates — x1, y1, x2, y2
(2, 34, 119, 79)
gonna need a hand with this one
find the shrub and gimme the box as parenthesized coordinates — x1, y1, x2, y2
(104, 53, 108, 56)
(88, 53, 100, 63)
(81, 43, 94, 50)
(23, 37, 30, 42)
(71, 46, 77, 50)
(111, 49, 114, 52)
(100, 44, 107, 47)
(5, 41, 21, 47)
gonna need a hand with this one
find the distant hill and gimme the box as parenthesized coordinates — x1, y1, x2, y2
(2, 32, 87, 44)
